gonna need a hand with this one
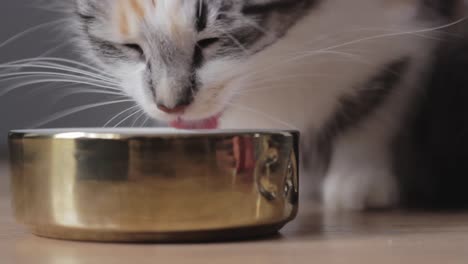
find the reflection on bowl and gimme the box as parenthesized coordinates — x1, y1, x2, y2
(9, 128, 299, 242)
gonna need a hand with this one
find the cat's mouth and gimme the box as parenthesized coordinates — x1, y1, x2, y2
(169, 114, 221, 129)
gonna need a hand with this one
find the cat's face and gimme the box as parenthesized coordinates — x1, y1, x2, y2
(74, 0, 314, 128)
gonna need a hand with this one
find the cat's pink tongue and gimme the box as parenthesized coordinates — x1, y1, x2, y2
(170, 115, 219, 129)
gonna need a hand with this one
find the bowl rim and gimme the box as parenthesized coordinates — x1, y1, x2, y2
(9, 128, 300, 140)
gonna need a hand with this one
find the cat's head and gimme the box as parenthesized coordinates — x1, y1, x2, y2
(73, 0, 314, 128)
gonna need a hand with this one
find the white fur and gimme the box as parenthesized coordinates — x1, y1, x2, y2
(218, 0, 438, 210)
(83, 0, 446, 210)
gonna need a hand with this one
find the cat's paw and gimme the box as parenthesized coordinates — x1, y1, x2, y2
(322, 168, 398, 211)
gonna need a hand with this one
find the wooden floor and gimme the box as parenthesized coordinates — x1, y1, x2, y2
(2, 163, 468, 263)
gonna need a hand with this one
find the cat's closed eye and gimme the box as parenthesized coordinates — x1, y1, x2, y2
(123, 44, 144, 57)
(197, 38, 220, 49)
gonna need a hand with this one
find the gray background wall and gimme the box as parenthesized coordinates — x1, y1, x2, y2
(0, 1, 138, 156)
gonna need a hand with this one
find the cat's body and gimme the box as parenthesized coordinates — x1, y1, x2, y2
(72, 0, 468, 210)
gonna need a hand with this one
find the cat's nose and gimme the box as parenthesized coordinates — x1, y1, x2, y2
(157, 102, 189, 114)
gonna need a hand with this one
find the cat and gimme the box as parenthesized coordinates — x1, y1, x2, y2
(70, 0, 468, 210)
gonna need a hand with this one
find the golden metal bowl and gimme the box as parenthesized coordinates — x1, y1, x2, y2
(9, 128, 299, 242)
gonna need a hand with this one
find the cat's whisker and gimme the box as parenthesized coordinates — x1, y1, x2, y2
(47, 85, 126, 106)
(4, 43, 75, 77)
(237, 17, 467, 83)
(141, 116, 151, 127)
(216, 11, 272, 37)
(36, 40, 73, 58)
(131, 111, 147, 127)
(0, 65, 118, 82)
(0, 19, 67, 50)
(33, 99, 135, 128)
(53, 88, 127, 102)
(10, 40, 76, 69)
(304, 26, 454, 49)
(239, 73, 339, 92)
(316, 17, 467, 54)
(236, 49, 371, 84)
(104, 105, 140, 127)
(0, 74, 120, 92)
(28, 0, 73, 14)
(140, 116, 150, 127)
(0, 75, 120, 95)
(299, 50, 375, 65)
(16, 60, 115, 79)
(0, 64, 118, 81)
(0, 71, 120, 88)
(3, 39, 75, 75)
(226, 102, 298, 130)
(113, 109, 144, 128)
(0, 63, 118, 84)
(0, 78, 122, 98)
(216, 28, 249, 55)
(3, 57, 115, 79)
(26, 82, 76, 98)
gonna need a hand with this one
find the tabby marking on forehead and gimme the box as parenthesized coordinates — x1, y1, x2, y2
(119, 0, 130, 37)
(166, 1, 188, 42)
(130, 0, 146, 18)
(115, 0, 193, 41)
(117, 0, 153, 38)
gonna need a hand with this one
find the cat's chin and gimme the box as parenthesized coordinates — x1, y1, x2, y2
(169, 114, 221, 130)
